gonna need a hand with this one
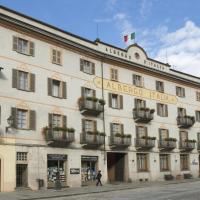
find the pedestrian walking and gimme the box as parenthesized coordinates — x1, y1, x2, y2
(96, 170, 102, 186)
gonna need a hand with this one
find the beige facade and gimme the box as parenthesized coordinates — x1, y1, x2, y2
(0, 6, 200, 192)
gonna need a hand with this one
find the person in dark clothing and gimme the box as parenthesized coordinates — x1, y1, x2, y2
(96, 170, 102, 186)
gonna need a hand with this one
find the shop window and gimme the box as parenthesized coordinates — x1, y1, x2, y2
(13, 36, 34, 56)
(12, 69, 35, 92)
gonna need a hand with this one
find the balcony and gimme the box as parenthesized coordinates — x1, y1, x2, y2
(109, 134, 131, 148)
(78, 97, 104, 116)
(80, 131, 105, 148)
(44, 126, 75, 147)
(133, 108, 154, 123)
(179, 140, 196, 151)
(158, 138, 176, 151)
(135, 137, 155, 149)
(177, 116, 195, 129)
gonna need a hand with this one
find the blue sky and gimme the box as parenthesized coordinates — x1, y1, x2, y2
(1, 0, 200, 75)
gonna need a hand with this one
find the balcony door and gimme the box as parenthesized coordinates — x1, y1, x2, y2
(159, 129, 169, 140)
(82, 87, 95, 109)
(180, 131, 188, 142)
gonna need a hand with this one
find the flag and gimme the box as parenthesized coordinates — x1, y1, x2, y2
(124, 32, 135, 42)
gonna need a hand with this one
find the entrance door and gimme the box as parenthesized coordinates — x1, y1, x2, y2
(107, 153, 125, 182)
(16, 164, 28, 187)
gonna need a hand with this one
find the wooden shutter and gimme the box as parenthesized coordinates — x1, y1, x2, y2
(52, 49, 57, 63)
(133, 74, 136, 85)
(81, 87, 85, 97)
(29, 41, 35, 56)
(156, 81, 159, 91)
(110, 123, 113, 135)
(94, 120, 97, 131)
(62, 82, 67, 99)
(183, 88, 185, 97)
(93, 89, 96, 97)
(136, 126, 139, 138)
(115, 69, 118, 81)
(142, 77, 144, 87)
(48, 78, 52, 96)
(159, 129, 162, 140)
(108, 93, 112, 107)
(82, 118, 85, 132)
(30, 73, 35, 92)
(80, 59, 84, 71)
(92, 63, 95, 75)
(48, 113, 53, 127)
(121, 124, 124, 134)
(134, 99, 138, 108)
(143, 100, 146, 108)
(157, 103, 160, 116)
(145, 127, 148, 136)
(29, 110, 36, 130)
(62, 115, 67, 127)
(11, 107, 17, 128)
(13, 36, 18, 51)
(57, 51, 61, 65)
(119, 95, 123, 109)
(165, 105, 168, 117)
(12, 69, 18, 89)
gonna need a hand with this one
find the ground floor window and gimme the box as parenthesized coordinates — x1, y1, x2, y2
(180, 154, 189, 171)
(160, 154, 170, 171)
(137, 153, 148, 172)
(81, 156, 98, 185)
(47, 154, 67, 188)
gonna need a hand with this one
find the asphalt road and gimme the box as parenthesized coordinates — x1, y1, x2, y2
(51, 181, 200, 200)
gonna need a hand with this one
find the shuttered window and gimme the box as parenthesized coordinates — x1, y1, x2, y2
(156, 80, 164, 93)
(177, 107, 186, 117)
(13, 36, 35, 56)
(108, 93, 123, 109)
(110, 68, 118, 81)
(12, 69, 35, 92)
(196, 91, 200, 101)
(133, 74, 144, 87)
(80, 59, 95, 75)
(157, 103, 168, 117)
(48, 78, 67, 99)
(82, 119, 96, 132)
(137, 153, 148, 172)
(176, 86, 185, 97)
(52, 49, 62, 65)
(11, 107, 36, 130)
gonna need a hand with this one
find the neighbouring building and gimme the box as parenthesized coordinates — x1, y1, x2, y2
(0, 6, 200, 192)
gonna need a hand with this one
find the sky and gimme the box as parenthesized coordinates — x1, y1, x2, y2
(1, 0, 200, 76)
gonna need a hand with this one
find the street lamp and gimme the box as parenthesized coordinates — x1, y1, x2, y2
(6, 115, 14, 132)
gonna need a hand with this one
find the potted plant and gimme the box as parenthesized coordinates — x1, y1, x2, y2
(150, 109, 155, 113)
(67, 127, 75, 133)
(115, 133, 122, 137)
(99, 132, 106, 136)
(86, 96, 93, 101)
(99, 99, 106, 105)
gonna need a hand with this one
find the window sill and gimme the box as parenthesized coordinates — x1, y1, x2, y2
(137, 170, 149, 173)
(14, 50, 33, 57)
(81, 71, 94, 75)
(52, 62, 62, 66)
(17, 88, 32, 92)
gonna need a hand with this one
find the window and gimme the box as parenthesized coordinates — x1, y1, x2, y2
(17, 109, 28, 129)
(17, 152, 28, 161)
(110, 68, 118, 81)
(110, 123, 123, 135)
(52, 49, 62, 65)
(48, 113, 66, 128)
(156, 81, 164, 93)
(196, 91, 200, 101)
(108, 93, 123, 109)
(135, 99, 146, 109)
(13, 36, 34, 56)
(180, 131, 188, 141)
(137, 153, 148, 172)
(176, 86, 185, 97)
(81, 87, 95, 98)
(12, 69, 35, 92)
(133, 74, 143, 87)
(136, 126, 147, 138)
(157, 103, 168, 117)
(80, 59, 95, 75)
(48, 78, 67, 99)
(180, 154, 189, 171)
(160, 154, 170, 171)
(82, 119, 96, 132)
(159, 129, 169, 140)
(196, 111, 200, 122)
(177, 107, 186, 117)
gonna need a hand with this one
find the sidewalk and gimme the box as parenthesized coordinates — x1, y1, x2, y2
(0, 179, 200, 200)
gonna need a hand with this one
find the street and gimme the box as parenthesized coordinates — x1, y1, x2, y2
(48, 181, 200, 200)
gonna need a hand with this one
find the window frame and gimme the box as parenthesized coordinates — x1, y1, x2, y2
(160, 154, 170, 171)
(137, 153, 148, 172)
(180, 154, 189, 171)
(157, 103, 168, 117)
(110, 68, 118, 81)
(156, 80, 164, 93)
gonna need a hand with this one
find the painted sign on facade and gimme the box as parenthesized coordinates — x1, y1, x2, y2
(94, 77, 178, 105)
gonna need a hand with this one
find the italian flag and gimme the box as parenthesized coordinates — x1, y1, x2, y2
(124, 32, 135, 42)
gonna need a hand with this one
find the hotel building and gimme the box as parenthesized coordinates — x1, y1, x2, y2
(0, 6, 200, 192)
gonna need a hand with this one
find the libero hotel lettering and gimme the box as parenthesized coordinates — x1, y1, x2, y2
(0, 6, 200, 192)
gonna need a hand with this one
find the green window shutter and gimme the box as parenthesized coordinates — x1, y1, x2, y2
(92, 63, 95, 75)
(62, 115, 67, 128)
(81, 87, 85, 97)
(52, 49, 57, 63)
(12, 69, 18, 89)
(62, 82, 67, 99)
(121, 124, 124, 134)
(13, 36, 18, 51)
(57, 51, 61, 65)
(82, 119, 85, 132)
(48, 78, 52, 96)
(165, 105, 168, 117)
(48, 113, 53, 127)
(108, 93, 112, 107)
(110, 123, 113, 135)
(94, 120, 97, 131)
(29, 110, 36, 130)
(29, 41, 35, 56)
(11, 107, 17, 128)
(119, 95, 123, 109)
(30, 73, 35, 92)
(80, 59, 84, 71)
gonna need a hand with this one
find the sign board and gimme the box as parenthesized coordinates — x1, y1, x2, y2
(81, 155, 98, 161)
(70, 168, 80, 174)
(47, 154, 67, 161)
